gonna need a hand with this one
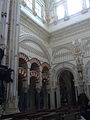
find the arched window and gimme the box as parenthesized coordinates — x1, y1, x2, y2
(56, 0, 90, 20)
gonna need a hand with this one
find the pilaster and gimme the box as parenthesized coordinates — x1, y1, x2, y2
(49, 68, 55, 109)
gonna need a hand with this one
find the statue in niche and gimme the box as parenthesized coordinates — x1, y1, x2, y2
(0, 48, 13, 105)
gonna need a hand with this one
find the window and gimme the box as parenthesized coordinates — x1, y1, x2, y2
(25, 0, 32, 10)
(57, 4, 64, 19)
(86, 0, 90, 8)
(35, 2, 42, 18)
(67, 0, 82, 15)
(56, 0, 62, 2)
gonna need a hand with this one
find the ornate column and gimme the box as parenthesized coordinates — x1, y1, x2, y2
(35, 66, 42, 110)
(64, 0, 69, 21)
(72, 39, 85, 95)
(45, 0, 52, 24)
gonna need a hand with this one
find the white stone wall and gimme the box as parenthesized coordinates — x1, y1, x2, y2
(19, 8, 90, 108)
(1, 0, 90, 112)
(50, 20, 90, 107)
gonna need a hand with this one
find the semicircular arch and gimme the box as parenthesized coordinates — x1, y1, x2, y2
(30, 58, 41, 66)
(53, 62, 78, 86)
(19, 34, 51, 63)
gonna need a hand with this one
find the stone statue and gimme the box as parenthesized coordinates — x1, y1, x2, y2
(0, 48, 13, 105)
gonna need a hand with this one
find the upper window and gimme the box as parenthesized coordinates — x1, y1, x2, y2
(67, 0, 82, 15)
(86, 0, 90, 8)
(35, 2, 42, 18)
(25, 0, 32, 10)
(57, 4, 64, 19)
(56, 0, 62, 2)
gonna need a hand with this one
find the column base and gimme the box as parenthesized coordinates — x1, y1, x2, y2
(5, 97, 19, 114)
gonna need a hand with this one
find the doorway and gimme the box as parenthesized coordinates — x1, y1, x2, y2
(59, 70, 76, 106)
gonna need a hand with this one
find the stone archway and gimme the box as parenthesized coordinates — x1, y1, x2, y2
(19, 34, 51, 63)
(59, 70, 76, 106)
(53, 62, 78, 108)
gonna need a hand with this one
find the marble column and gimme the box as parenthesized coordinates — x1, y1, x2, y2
(29, 87, 36, 110)
(40, 66, 42, 87)
(75, 86, 78, 102)
(49, 68, 55, 109)
(27, 63, 31, 86)
(37, 88, 41, 110)
(5, 0, 20, 113)
(64, 0, 69, 21)
(86, 85, 90, 100)
(43, 87, 48, 109)
(50, 88, 55, 109)
(56, 86, 61, 108)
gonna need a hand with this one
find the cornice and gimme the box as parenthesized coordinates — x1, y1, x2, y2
(50, 18, 90, 41)
(20, 8, 90, 42)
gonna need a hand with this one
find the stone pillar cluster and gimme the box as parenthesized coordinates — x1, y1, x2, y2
(0, 0, 20, 113)
(18, 57, 52, 111)
(72, 39, 86, 95)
